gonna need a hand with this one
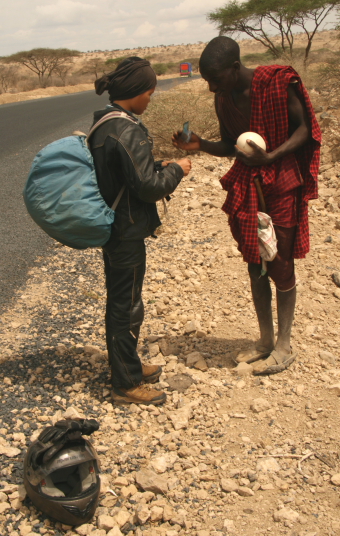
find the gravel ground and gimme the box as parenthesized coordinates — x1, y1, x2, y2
(0, 153, 340, 535)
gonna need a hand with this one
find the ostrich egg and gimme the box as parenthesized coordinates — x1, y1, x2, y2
(236, 132, 266, 154)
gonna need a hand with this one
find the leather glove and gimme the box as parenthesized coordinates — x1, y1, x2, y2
(30, 419, 99, 468)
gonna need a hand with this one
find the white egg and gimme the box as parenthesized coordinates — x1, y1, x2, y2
(236, 132, 266, 154)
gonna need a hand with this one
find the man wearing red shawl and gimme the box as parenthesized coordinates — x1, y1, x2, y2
(173, 36, 321, 375)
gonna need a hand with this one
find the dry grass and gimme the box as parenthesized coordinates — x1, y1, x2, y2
(0, 83, 93, 105)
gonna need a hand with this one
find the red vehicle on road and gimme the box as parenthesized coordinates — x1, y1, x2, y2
(180, 62, 192, 77)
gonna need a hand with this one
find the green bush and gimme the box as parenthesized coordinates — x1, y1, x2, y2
(153, 63, 168, 76)
(153, 60, 198, 76)
(105, 56, 128, 69)
(165, 62, 178, 74)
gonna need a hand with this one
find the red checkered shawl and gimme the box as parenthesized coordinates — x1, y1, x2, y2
(219, 65, 321, 263)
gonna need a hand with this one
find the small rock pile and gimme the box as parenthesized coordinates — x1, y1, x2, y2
(0, 151, 339, 536)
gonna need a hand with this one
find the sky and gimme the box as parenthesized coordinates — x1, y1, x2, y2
(0, 0, 225, 56)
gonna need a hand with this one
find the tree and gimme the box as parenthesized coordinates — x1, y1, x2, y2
(0, 64, 18, 93)
(54, 63, 73, 86)
(105, 56, 128, 70)
(78, 57, 107, 80)
(2, 48, 80, 87)
(208, 0, 340, 65)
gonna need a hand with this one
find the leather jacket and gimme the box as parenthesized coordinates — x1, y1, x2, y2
(89, 104, 184, 241)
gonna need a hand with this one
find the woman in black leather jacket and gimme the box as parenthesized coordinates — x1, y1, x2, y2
(91, 57, 191, 405)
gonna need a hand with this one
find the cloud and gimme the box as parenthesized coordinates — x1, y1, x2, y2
(110, 27, 126, 38)
(174, 19, 189, 32)
(134, 21, 156, 38)
(11, 29, 34, 40)
(1, 0, 221, 55)
(157, 19, 190, 37)
(114, 9, 147, 22)
(158, 0, 221, 20)
(36, 0, 96, 26)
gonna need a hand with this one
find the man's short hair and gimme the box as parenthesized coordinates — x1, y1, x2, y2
(199, 36, 241, 77)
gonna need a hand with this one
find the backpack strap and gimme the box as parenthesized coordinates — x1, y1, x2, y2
(111, 185, 125, 211)
(87, 111, 138, 141)
(87, 111, 138, 212)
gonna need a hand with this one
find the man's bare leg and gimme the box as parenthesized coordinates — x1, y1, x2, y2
(248, 263, 275, 351)
(274, 286, 296, 358)
(236, 263, 275, 363)
(252, 285, 296, 374)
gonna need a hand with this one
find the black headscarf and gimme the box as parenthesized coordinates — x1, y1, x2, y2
(95, 57, 157, 102)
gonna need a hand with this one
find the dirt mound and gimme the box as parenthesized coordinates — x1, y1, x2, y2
(0, 83, 93, 105)
(2, 29, 340, 106)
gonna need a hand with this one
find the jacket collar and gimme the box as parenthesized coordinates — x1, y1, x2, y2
(106, 103, 138, 121)
(105, 103, 149, 135)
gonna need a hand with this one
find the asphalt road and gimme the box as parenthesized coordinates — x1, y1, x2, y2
(0, 75, 200, 313)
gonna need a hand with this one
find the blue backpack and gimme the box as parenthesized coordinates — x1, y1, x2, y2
(23, 111, 136, 249)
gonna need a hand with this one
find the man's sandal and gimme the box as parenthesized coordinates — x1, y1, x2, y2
(233, 345, 273, 365)
(252, 349, 296, 375)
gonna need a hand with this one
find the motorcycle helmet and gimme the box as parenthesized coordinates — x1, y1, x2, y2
(24, 418, 101, 526)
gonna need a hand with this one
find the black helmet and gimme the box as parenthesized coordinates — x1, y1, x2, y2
(24, 418, 101, 526)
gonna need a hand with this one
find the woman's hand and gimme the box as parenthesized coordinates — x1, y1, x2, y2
(176, 157, 192, 176)
(235, 140, 273, 167)
(172, 131, 201, 151)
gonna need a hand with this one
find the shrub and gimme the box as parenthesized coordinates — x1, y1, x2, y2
(153, 63, 168, 76)
(142, 80, 219, 158)
(105, 56, 128, 69)
(317, 55, 340, 91)
(153, 61, 197, 76)
(0, 64, 18, 93)
(17, 76, 40, 92)
(165, 62, 178, 74)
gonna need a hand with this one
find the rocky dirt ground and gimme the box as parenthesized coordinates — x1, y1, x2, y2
(1, 87, 340, 536)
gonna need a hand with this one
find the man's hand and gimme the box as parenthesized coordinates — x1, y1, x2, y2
(176, 157, 192, 176)
(235, 140, 273, 167)
(172, 131, 201, 151)
(160, 158, 191, 176)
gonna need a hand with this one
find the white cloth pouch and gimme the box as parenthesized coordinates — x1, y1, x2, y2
(257, 211, 278, 275)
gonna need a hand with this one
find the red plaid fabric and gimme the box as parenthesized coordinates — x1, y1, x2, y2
(219, 65, 321, 263)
